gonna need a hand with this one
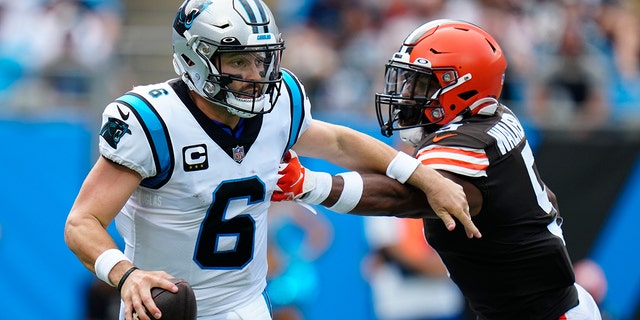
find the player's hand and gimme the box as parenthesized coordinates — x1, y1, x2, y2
(118, 267, 178, 320)
(272, 150, 315, 201)
(414, 167, 481, 239)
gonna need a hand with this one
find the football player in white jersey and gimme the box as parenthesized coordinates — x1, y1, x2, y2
(63, 2, 480, 320)
(274, 20, 602, 319)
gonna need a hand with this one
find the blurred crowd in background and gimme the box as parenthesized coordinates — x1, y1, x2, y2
(0, 0, 122, 114)
(0, 0, 639, 131)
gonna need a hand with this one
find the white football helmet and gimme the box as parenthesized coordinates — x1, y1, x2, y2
(172, 0, 285, 118)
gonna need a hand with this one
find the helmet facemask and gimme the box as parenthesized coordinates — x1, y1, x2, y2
(197, 39, 284, 117)
(375, 61, 445, 139)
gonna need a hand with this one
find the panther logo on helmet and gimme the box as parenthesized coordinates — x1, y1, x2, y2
(173, 0, 213, 35)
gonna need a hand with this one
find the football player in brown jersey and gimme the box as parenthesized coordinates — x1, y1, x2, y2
(272, 20, 602, 320)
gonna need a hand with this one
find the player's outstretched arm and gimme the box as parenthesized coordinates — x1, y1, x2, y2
(292, 120, 480, 238)
(273, 150, 481, 238)
(323, 172, 435, 218)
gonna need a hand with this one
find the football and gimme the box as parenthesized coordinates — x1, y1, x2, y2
(144, 278, 197, 320)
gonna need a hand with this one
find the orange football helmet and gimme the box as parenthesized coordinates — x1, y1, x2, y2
(376, 19, 507, 141)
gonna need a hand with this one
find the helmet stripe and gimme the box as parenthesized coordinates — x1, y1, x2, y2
(237, 0, 268, 33)
(252, 0, 269, 34)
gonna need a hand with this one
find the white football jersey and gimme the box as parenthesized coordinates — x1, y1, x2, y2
(98, 69, 311, 317)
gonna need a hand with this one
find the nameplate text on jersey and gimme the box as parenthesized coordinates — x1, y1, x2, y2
(487, 113, 525, 155)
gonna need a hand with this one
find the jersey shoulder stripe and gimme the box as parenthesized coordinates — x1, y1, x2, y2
(116, 92, 174, 189)
(418, 105, 524, 177)
(417, 145, 489, 177)
(281, 68, 306, 156)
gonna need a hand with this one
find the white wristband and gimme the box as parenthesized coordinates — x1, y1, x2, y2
(327, 171, 363, 213)
(300, 171, 332, 204)
(386, 152, 421, 184)
(94, 249, 130, 287)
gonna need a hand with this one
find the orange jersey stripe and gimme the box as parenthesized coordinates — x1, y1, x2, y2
(417, 146, 489, 176)
(420, 157, 489, 171)
(417, 146, 487, 160)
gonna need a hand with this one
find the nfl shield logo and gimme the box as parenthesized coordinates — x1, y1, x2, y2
(232, 145, 245, 163)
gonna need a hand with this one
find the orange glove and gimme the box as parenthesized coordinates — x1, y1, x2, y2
(272, 150, 332, 203)
(272, 150, 306, 201)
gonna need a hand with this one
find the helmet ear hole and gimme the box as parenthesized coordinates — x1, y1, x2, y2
(181, 54, 195, 67)
(458, 90, 478, 101)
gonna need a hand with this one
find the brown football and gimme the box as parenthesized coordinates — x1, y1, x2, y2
(145, 278, 197, 320)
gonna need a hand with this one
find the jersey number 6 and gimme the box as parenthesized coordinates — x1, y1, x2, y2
(194, 177, 265, 269)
